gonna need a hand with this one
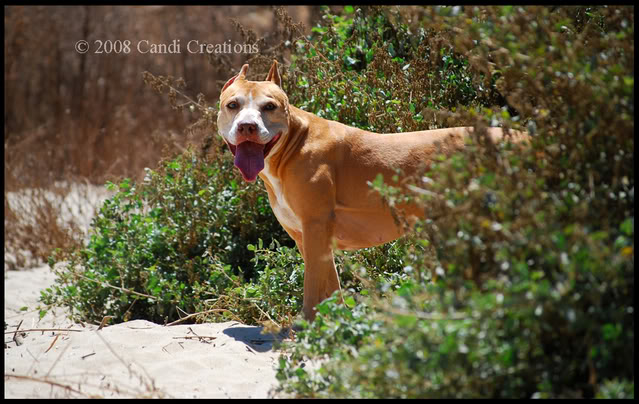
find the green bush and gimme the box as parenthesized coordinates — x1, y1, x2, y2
(595, 379, 634, 399)
(287, 5, 500, 133)
(248, 238, 305, 324)
(274, 5, 633, 399)
(43, 146, 294, 324)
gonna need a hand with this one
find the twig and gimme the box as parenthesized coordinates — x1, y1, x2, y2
(168, 85, 205, 110)
(94, 331, 133, 379)
(252, 302, 281, 329)
(143, 71, 205, 111)
(6, 372, 162, 398)
(98, 316, 113, 331)
(385, 307, 468, 321)
(250, 339, 276, 345)
(187, 327, 199, 336)
(94, 330, 161, 395)
(75, 273, 158, 301)
(4, 374, 88, 397)
(45, 334, 60, 353)
(172, 336, 217, 341)
(5, 328, 84, 335)
(12, 320, 24, 345)
(45, 333, 73, 378)
(165, 308, 238, 326)
(245, 345, 257, 355)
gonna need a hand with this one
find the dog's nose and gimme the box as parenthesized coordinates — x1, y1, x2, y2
(238, 123, 257, 135)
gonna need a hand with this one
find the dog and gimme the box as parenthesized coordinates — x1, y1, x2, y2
(217, 60, 528, 320)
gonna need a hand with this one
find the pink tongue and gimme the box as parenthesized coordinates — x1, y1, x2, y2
(234, 141, 265, 182)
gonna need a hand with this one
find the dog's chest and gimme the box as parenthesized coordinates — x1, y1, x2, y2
(260, 170, 302, 233)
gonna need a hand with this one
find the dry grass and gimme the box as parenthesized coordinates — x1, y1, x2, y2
(4, 181, 111, 269)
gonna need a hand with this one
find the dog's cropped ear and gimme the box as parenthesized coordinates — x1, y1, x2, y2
(221, 64, 249, 93)
(265, 60, 282, 88)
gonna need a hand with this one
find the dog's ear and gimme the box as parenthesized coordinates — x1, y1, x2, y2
(221, 64, 249, 93)
(265, 60, 282, 88)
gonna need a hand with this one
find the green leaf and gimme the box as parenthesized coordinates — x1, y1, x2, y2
(295, 367, 308, 379)
(344, 296, 356, 308)
(602, 323, 622, 341)
(396, 314, 417, 328)
(366, 48, 374, 64)
(620, 217, 633, 236)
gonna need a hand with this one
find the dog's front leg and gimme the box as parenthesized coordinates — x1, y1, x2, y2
(300, 218, 341, 321)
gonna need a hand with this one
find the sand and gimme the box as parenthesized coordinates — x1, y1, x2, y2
(4, 265, 289, 398)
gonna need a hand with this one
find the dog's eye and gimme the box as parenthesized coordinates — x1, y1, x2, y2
(263, 103, 277, 111)
(227, 101, 239, 109)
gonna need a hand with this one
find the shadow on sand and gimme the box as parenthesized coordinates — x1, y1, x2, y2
(222, 324, 291, 353)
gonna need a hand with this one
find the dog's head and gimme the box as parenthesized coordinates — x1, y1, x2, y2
(217, 60, 289, 182)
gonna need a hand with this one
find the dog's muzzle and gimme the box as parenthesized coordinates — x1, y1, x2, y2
(225, 131, 281, 182)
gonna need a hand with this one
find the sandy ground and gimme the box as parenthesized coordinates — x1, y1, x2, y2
(4, 183, 290, 398)
(4, 265, 289, 398)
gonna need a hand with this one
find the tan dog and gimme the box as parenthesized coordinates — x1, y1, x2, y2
(217, 60, 527, 320)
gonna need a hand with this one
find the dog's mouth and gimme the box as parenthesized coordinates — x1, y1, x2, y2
(225, 133, 281, 182)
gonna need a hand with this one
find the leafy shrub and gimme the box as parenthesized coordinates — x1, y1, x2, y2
(335, 236, 432, 303)
(43, 146, 294, 324)
(286, 5, 506, 135)
(248, 238, 305, 324)
(274, 5, 634, 399)
(595, 378, 634, 399)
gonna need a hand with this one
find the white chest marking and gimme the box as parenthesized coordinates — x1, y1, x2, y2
(261, 168, 302, 233)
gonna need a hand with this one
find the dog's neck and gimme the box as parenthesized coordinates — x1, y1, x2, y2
(264, 105, 311, 179)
